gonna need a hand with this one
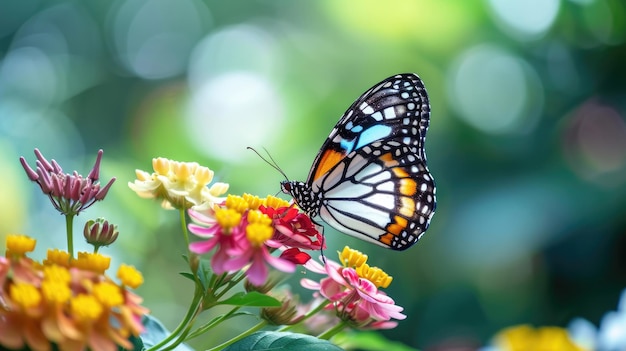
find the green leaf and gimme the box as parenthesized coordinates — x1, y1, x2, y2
(332, 331, 418, 351)
(139, 314, 194, 351)
(223, 331, 344, 351)
(179, 272, 195, 281)
(218, 291, 282, 307)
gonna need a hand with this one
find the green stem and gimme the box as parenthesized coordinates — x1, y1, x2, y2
(186, 306, 241, 340)
(317, 320, 349, 340)
(207, 320, 268, 351)
(179, 208, 191, 249)
(278, 298, 330, 332)
(65, 214, 75, 258)
(145, 287, 204, 351)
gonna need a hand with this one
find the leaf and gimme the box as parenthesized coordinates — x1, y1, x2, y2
(218, 291, 282, 307)
(223, 331, 344, 351)
(139, 314, 194, 351)
(179, 272, 195, 281)
(333, 331, 418, 351)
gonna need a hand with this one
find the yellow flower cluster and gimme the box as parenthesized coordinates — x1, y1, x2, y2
(217, 194, 289, 247)
(339, 246, 393, 289)
(128, 157, 229, 211)
(0, 235, 148, 351)
(495, 325, 586, 351)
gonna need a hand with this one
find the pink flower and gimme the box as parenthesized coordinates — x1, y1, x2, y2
(301, 248, 406, 329)
(188, 195, 320, 286)
(188, 208, 244, 275)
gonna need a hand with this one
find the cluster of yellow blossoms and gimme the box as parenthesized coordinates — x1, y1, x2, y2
(0, 235, 147, 351)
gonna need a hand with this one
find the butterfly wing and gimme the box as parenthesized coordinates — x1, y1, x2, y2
(283, 73, 435, 250)
(306, 73, 431, 185)
(313, 140, 436, 250)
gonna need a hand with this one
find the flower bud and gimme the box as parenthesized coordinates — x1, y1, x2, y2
(84, 218, 119, 250)
(261, 292, 304, 326)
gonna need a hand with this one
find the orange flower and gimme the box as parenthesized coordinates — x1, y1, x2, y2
(0, 235, 148, 351)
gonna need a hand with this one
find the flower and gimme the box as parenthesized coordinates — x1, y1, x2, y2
(260, 288, 305, 326)
(128, 157, 229, 210)
(484, 325, 586, 351)
(84, 217, 119, 251)
(19, 149, 115, 216)
(188, 194, 321, 286)
(259, 203, 324, 251)
(0, 236, 148, 351)
(568, 288, 626, 351)
(300, 246, 405, 329)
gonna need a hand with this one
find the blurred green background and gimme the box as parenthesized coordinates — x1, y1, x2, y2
(2, 0, 626, 349)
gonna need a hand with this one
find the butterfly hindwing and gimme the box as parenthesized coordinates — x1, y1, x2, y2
(281, 73, 435, 250)
(314, 140, 435, 250)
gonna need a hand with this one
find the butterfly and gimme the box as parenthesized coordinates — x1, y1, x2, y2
(281, 73, 436, 251)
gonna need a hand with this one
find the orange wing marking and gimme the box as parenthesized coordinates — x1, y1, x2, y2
(313, 149, 346, 181)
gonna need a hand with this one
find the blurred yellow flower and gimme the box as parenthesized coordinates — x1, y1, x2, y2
(5, 234, 36, 257)
(128, 157, 229, 211)
(495, 325, 587, 351)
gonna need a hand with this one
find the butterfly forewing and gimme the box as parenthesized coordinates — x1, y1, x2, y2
(307, 74, 430, 183)
(283, 73, 436, 250)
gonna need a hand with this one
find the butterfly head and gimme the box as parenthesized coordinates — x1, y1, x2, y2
(280, 180, 321, 218)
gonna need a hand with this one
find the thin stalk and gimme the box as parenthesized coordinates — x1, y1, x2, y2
(179, 208, 191, 249)
(278, 298, 330, 332)
(317, 320, 348, 340)
(207, 320, 268, 351)
(65, 214, 75, 258)
(186, 306, 241, 340)
(145, 287, 204, 351)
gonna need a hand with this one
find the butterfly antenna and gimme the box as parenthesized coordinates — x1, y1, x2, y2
(247, 147, 289, 181)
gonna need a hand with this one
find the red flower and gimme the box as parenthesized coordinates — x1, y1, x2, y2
(259, 206, 324, 251)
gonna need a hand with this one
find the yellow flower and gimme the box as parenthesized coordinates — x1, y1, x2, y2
(72, 252, 111, 274)
(495, 325, 586, 351)
(93, 282, 124, 307)
(5, 234, 36, 257)
(264, 195, 290, 209)
(70, 294, 103, 322)
(44, 248, 71, 267)
(225, 194, 250, 213)
(246, 222, 274, 247)
(242, 193, 265, 210)
(339, 246, 368, 268)
(215, 208, 242, 231)
(356, 263, 393, 289)
(0, 243, 148, 351)
(41, 280, 71, 304)
(117, 264, 144, 289)
(128, 157, 229, 210)
(10, 282, 41, 309)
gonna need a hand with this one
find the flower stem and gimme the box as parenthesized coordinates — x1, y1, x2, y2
(317, 320, 348, 340)
(207, 320, 268, 351)
(145, 287, 203, 351)
(179, 208, 190, 249)
(278, 298, 330, 332)
(186, 306, 241, 339)
(65, 214, 75, 258)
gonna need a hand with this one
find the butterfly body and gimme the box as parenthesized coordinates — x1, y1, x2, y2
(281, 73, 436, 251)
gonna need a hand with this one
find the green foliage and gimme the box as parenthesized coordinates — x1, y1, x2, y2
(218, 291, 282, 307)
(222, 331, 344, 351)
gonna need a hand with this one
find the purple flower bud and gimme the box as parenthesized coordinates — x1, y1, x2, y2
(20, 149, 116, 216)
(84, 217, 119, 250)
